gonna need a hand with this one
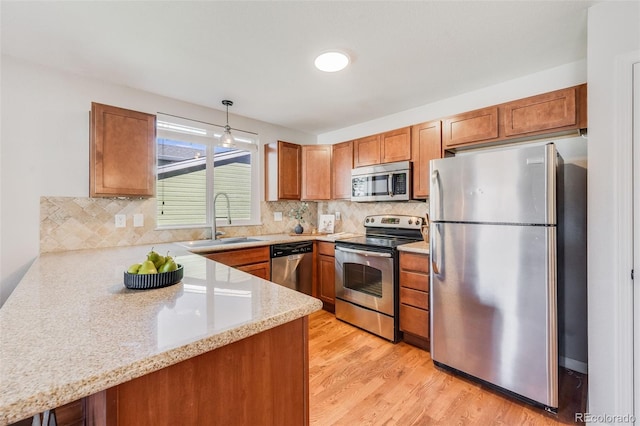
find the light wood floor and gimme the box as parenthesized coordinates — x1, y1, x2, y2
(308, 310, 587, 426)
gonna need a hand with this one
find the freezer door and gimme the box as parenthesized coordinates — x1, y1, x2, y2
(430, 222, 558, 408)
(429, 143, 556, 225)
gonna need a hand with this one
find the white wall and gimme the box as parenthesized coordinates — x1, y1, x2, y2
(317, 60, 586, 144)
(0, 55, 315, 306)
(587, 1, 640, 422)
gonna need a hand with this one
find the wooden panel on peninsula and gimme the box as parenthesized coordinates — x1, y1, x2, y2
(87, 318, 309, 426)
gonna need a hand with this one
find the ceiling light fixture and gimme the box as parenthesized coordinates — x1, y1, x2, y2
(314, 51, 350, 72)
(219, 99, 236, 148)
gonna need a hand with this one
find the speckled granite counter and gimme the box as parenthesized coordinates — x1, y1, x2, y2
(397, 241, 430, 254)
(0, 243, 322, 425)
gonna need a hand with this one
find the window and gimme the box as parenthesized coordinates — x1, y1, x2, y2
(156, 114, 260, 228)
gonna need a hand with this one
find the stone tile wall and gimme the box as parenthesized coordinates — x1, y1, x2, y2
(40, 196, 427, 253)
(40, 197, 318, 253)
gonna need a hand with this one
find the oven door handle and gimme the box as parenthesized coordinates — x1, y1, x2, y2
(335, 246, 392, 258)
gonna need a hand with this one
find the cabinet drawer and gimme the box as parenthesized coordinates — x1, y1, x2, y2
(400, 304, 429, 339)
(317, 241, 335, 257)
(399, 252, 429, 274)
(400, 287, 429, 310)
(205, 246, 270, 267)
(399, 271, 429, 292)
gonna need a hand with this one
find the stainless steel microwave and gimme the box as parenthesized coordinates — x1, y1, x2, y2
(351, 161, 411, 202)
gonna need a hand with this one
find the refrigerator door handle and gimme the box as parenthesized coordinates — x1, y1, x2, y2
(431, 223, 441, 276)
(431, 169, 441, 218)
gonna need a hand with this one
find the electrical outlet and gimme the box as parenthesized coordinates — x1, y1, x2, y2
(115, 214, 126, 228)
(133, 214, 144, 227)
(335, 212, 342, 221)
(274, 212, 283, 221)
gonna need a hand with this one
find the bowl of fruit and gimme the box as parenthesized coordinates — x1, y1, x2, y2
(124, 248, 183, 290)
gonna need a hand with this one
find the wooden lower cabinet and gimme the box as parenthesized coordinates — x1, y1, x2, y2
(204, 246, 271, 279)
(316, 242, 335, 312)
(55, 399, 84, 426)
(85, 318, 309, 426)
(237, 261, 271, 279)
(399, 251, 430, 350)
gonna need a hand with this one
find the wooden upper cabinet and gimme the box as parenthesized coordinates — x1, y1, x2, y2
(353, 127, 412, 167)
(442, 106, 499, 149)
(411, 121, 442, 199)
(353, 134, 381, 167)
(502, 85, 586, 137)
(332, 141, 353, 200)
(265, 141, 302, 201)
(90, 102, 156, 197)
(381, 127, 411, 163)
(301, 145, 332, 200)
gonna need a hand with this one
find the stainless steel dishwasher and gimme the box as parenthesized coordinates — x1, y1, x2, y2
(270, 241, 314, 295)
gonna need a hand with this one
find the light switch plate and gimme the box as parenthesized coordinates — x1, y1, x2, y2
(133, 214, 144, 227)
(115, 214, 126, 228)
(335, 212, 342, 221)
(274, 212, 283, 222)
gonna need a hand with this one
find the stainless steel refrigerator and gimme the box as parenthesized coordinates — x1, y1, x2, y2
(429, 143, 558, 410)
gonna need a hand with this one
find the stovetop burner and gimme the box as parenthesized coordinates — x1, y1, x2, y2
(336, 214, 426, 250)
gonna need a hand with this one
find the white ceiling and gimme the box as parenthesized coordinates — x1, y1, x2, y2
(1, 1, 595, 136)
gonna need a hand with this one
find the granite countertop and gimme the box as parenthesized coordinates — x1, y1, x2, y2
(397, 241, 430, 254)
(0, 243, 322, 425)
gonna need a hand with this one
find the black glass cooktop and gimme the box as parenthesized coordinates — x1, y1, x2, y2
(336, 235, 421, 250)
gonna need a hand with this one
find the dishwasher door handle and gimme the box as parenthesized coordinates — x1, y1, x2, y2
(287, 255, 304, 261)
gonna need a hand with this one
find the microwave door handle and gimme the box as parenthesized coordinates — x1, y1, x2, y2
(388, 173, 394, 196)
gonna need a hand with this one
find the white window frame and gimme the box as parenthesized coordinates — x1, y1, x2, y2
(156, 114, 261, 230)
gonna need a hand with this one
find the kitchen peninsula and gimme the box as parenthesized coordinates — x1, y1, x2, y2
(0, 243, 322, 425)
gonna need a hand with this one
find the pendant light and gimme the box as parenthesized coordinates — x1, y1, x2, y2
(219, 99, 236, 148)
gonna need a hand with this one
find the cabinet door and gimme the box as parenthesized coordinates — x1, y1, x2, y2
(502, 86, 578, 137)
(318, 254, 335, 307)
(90, 102, 156, 197)
(442, 106, 498, 149)
(237, 262, 271, 280)
(353, 134, 381, 167)
(381, 127, 411, 163)
(332, 141, 353, 200)
(278, 141, 302, 200)
(411, 121, 442, 198)
(301, 145, 332, 200)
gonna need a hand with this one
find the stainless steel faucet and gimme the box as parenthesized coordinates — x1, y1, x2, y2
(212, 192, 231, 240)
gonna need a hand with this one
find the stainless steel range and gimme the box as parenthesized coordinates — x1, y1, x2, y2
(334, 214, 425, 342)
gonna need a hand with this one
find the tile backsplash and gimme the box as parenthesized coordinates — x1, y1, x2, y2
(318, 200, 429, 234)
(40, 196, 427, 253)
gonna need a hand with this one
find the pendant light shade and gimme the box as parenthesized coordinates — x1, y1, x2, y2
(219, 100, 236, 148)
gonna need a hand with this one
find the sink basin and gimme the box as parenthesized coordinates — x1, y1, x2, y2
(179, 237, 262, 248)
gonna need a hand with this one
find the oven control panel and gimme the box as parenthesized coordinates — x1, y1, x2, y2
(364, 215, 424, 230)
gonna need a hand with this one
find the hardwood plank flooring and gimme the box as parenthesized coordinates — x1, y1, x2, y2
(308, 310, 587, 426)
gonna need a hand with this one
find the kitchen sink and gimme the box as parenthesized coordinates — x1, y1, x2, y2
(179, 237, 263, 248)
